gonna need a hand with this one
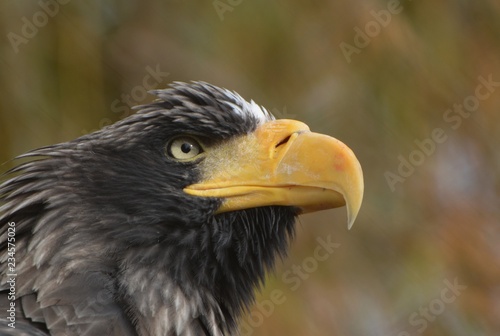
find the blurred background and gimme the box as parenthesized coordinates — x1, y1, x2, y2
(1, 1, 499, 335)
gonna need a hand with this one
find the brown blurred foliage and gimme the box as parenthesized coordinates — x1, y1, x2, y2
(1, 1, 499, 335)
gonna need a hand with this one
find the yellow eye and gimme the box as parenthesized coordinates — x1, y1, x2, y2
(167, 136, 203, 161)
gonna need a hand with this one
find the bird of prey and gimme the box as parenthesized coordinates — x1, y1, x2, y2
(0, 82, 363, 336)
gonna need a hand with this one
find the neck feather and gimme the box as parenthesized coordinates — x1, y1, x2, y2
(119, 207, 297, 335)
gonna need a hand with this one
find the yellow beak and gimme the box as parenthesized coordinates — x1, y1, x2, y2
(184, 120, 364, 229)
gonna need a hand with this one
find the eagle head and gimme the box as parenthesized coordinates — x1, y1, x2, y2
(0, 81, 363, 335)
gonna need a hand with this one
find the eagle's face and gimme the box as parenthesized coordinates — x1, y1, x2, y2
(0, 82, 363, 336)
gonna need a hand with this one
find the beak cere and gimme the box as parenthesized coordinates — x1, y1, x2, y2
(184, 119, 364, 229)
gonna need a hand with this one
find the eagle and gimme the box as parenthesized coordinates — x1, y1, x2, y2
(0, 82, 363, 336)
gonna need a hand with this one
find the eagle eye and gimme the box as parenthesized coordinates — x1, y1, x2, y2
(167, 136, 204, 161)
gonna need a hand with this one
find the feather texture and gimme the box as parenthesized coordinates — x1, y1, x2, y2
(0, 82, 297, 335)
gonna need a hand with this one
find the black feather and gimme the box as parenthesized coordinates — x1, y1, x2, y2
(0, 82, 296, 335)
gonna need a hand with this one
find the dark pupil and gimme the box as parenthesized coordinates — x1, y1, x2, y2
(181, 143, 193, 153)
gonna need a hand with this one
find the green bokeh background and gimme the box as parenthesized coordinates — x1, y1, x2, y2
(1, 1, 499, 335)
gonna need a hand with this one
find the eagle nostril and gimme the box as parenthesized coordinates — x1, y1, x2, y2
(275, 135, 292, 148)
